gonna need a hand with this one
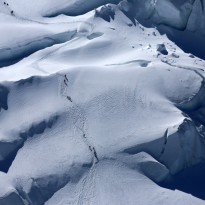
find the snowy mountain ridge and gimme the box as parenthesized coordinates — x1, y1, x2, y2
(0, 0, 205, 205)
(1, 0, 205, 67)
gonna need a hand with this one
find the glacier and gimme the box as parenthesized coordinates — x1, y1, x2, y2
(0, 0, 205, 204)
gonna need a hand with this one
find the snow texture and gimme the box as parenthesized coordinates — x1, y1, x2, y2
(0, 0, 205, 204)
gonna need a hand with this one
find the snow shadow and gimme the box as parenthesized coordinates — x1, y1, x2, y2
(0, 116, 58, 173)
(0, 31, 76, 68)
(159, 163, 205, 201)
(158, 25, 205, 60)
(0, 143, 23, 173)
(0, 85, 9, 111)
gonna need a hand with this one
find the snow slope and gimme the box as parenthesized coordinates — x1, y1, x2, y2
(1, 1, 205, 205)
(3, 0, 120, 18)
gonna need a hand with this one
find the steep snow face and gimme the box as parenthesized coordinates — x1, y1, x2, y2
(119, 0, 205, 59)
(187, 0, 205, 32)
(119, 0, 205, 31)
(0, 14, 77, 67)
(1, 1, 205, 205)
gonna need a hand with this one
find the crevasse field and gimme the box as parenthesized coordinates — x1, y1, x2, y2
(1, 0, 205, 204)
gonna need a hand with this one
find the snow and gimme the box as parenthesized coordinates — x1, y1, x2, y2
(4, 0, 120, 18)
(0, 0, 205, 204)
(46, 157, 205, 205)
(0, 172, 25, 205)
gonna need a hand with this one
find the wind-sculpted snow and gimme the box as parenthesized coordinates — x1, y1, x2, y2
(1, 1, 205, 205)
(0, 31, 77, 68)
(0, 13, 78, 67)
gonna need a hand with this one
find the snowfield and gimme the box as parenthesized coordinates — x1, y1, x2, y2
(1, 0, 205, 204)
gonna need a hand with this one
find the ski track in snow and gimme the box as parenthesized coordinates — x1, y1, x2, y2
(58, 73, 99, 204)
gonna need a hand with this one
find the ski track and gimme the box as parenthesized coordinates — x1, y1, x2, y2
(58, 73, 99, 205)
